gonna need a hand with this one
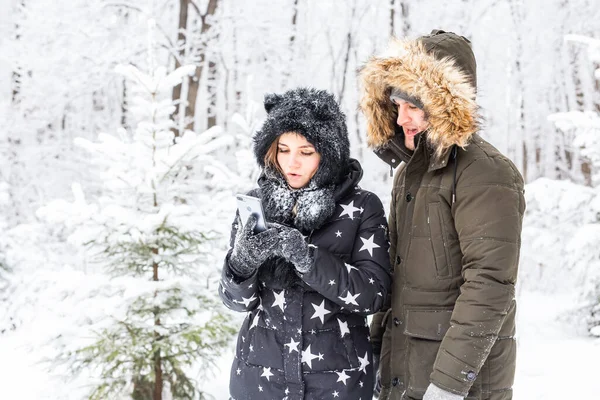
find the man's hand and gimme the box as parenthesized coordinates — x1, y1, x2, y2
(423, 383, 464, 400)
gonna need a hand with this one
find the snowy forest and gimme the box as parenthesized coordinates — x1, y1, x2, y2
(0, 0, 599, 399)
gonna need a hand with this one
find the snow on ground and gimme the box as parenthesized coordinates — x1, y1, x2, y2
(2, 288, 599, 399)
(513, 290, 600, 399)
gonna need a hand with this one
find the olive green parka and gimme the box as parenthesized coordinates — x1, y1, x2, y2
(360, 31, 526, 400)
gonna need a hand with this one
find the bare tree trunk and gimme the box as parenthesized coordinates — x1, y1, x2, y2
(151, 172, 163, 399)
(205, 59, 218, 129)
(233, 25, 242, 111)
(121, 79, 128, 129)
(187, 0, 219, 132)
(152, 250, 163, 400)
(170, 0, 190, 137)
(11, 70, 21, 105)
(509, 0, 528, 180)
(400, 1, 410, 37)
(11, 0, 26, 105)
(280, 0, 299, 89)
(338, 9, 354, 107)
(290, 0, 299, 46)
(389, 0, 395, 37)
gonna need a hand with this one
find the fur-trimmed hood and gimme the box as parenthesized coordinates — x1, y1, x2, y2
(360, 30, 480, 161)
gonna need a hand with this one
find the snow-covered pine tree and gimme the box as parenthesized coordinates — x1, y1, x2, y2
(51, 21, 238, 400)
(547, 34, 600, 338)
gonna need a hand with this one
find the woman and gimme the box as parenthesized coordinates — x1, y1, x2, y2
(219, 87, 392, 400)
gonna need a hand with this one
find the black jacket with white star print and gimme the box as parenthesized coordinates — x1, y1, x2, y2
(219, 160, 392, 400)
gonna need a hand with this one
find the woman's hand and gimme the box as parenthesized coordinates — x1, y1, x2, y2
(273, 224, 315, 274)
(229, 215, 281, 279)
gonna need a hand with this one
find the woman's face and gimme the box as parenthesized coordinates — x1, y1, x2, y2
(276, 132, 321, 189)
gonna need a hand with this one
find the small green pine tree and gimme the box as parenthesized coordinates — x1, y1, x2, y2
(55, 21, 238, 400)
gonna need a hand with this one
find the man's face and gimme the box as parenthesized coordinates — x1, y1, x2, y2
(394, 99, 429, 151)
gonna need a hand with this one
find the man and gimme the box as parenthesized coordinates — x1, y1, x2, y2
(360, 30, 525, 400)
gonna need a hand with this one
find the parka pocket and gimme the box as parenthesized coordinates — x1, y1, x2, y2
(403, 308, 452, 340)
(403, 308, 453, 398)
(427, 202, 453, 279)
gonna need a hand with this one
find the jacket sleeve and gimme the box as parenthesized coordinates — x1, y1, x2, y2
(299, 192, 392, 316)
(370, 167, 402, 350)
(431, 156, 525, 396)
(218, 212, 260, 313)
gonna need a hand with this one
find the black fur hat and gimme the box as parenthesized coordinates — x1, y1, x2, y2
(253, 87, 350, 187)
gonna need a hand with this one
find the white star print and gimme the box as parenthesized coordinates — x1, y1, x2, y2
(234, 294, 257, 307)
(359, 381, 364, 387)
(329, 279, 336, 286)
(310, 299, 331, 324)
(345, 263, 358, 274)
(250, 312, 260, 329)
(336, 370, 350, 385)
(358, 351, 370, 374)
(318, 352, 324, 361)
(339, 200, 361, 220)
(284, 338, 300, 353)
(236, 368, 241, 375)
(301, 344, 320, 369)
(261, 367, 274, 381)
(271, 289, 286, 312)
(285, 387, 290, 395)
(333, 391, 340, 398)
(258, 385, 263, 392)
(335, 230, 342, 237)
(338, 290, 360, 306)
(359, 234, 381, 256)
(368, 277, 375, 284)
(337, 318, 350, 337)
(249, 345, 254, 352)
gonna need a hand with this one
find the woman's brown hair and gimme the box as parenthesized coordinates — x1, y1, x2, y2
(264, 136, 284, 176)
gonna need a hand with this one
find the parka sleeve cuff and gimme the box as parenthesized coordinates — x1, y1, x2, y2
(218, 254, 260, 312)
(431, 349, 479, 397)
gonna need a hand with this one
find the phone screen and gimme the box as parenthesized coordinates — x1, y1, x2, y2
(236, 194, 267, 233)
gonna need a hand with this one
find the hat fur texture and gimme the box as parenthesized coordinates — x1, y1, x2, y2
(253, 87, 350, 188)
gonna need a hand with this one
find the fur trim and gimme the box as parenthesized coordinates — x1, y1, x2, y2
(360, 39, 480, 160)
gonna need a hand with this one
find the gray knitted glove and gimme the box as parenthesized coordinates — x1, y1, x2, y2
(229, 215, 281, 279)
(423, 384, 464, 400)
(274, 224, 315, 274)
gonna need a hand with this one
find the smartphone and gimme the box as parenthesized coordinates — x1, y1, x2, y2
(236, 194, 268, 233)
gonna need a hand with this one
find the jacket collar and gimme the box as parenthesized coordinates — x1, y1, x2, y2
(374, 130, 453, 173)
